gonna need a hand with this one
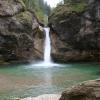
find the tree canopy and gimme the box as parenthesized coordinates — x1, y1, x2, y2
(23, 0, 51, 23)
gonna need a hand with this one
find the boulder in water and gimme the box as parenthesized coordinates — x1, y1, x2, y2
(60, 79, 100, 100)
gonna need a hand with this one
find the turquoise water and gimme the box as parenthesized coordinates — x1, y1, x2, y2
(0, 63, 100, 100)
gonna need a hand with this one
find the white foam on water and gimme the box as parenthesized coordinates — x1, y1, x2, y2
(29, 62, 61, 68)
(21, 94, 61, 100)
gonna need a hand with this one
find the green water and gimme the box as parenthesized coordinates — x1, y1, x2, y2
(0, 63, 100, 100)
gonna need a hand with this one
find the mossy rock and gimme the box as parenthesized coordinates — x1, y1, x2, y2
(17, 0, 26, 8)
(15, 11, 33, 24)
(70, 2, 87, 12)
(0, 0, 25, 17)
(50, 3, 86, 18)
(33, 27, 44, 39)
(7, 0, 26, 9)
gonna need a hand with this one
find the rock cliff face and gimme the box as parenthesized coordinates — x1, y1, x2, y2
(49, 0, 100, 62)
(0, 0, 44, 64)
(60, 79, 100, 100)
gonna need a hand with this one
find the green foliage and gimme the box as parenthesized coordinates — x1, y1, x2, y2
(16, 11, 32, 23)
(22, 0, 51, 23)
(70, 3, 87, 12)
(63, 0, 87, 12)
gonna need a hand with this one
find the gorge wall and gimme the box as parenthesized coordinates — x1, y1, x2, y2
(0, 0, 44, 64)
(49, 0, 100, 62)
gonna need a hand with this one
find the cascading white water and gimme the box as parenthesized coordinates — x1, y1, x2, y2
(30, 27, 60, 68)
(44, 28, 51, 63)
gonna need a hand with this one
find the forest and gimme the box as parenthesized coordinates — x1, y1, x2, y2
(23, 0, 51, 23)
(22, 0, 88, 23)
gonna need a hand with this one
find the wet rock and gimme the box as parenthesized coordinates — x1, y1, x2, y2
(21, 94, 61, 100)
(0, 0, 44, 64)
(60, 79, 100, 100)
(49, 0, 100, 62)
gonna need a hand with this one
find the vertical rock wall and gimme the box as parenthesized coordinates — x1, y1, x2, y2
(49, 0, 100, 62)
(0, 0, 44, 64)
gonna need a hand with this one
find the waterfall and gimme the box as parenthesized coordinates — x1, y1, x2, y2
(31, 27, 60, 68)
(44, 28, 51, 63)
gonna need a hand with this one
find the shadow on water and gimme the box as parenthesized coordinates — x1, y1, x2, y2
(0, 63, 29, 69)
(93, 71, 100, 75)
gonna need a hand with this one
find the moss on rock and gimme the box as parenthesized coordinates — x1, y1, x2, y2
(17, 0, 26, 9)
(33, 27, 44, 39)
(70, 2, 87, 12)
(0, 0, 25, 17)
(50, 2, 86, 18)
(0, 0, 44, 64)
(16, 11, 32, 24)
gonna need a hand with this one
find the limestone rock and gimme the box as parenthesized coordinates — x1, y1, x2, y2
(0, 0, 25, 17)
(60, 79, 100, 100)
(48, 0, 100, 62)
(0, 0, 44, 64)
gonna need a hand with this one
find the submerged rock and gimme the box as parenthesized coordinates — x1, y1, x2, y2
(49, 0, 100, 62)
(60, 79, 100, 100)
(20, 94, 61, 100)
(0, 0, 44, 63)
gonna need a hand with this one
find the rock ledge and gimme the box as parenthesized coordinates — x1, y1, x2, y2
(60, 79, 100, 100)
